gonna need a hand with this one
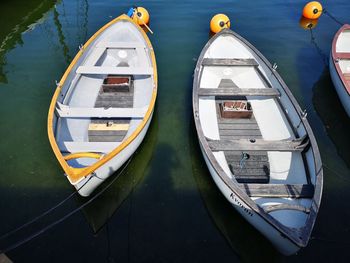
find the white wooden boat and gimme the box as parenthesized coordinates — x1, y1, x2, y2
(192, 29, 323, 255)
(48, 14, 157, 197)
(330, 24, 350, 117)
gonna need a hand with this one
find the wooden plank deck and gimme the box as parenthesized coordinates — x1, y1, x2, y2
(88, 80, 134, 142)
(216, 102, 270, 183)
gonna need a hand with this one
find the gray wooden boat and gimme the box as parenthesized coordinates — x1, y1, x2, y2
(192, 29, 323, 255)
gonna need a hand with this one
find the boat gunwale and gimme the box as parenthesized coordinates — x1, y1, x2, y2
(47, 14, 158, 184)
(192, 28, 323, 249)
(331, 23, 350, 96)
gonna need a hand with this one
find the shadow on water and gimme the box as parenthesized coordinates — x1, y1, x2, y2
(0, 0, 56, 83)
(188, 120, 280, 262)
(77, 109, 159, 233)
(312, 68, 350, 167)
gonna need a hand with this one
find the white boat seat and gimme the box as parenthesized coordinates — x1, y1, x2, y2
(96, 41, 145, 49)
(198, 88, 280, 97)
(76, 66, 153, 75)
(56, 103, 147, 118)
(239, 183, 314, 198)
(202, 58, 258, 67)
(208, 135, 309, 152)
(58, 141, 121, 153)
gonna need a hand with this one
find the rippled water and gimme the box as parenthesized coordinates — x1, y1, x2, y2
(0, 0, 349, 262)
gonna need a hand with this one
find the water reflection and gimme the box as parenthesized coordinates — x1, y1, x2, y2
(0, 0, 56, 83)
(78, 111, 159, 233)
(312, 68, 350, 167)
(189, 121, 279, 262)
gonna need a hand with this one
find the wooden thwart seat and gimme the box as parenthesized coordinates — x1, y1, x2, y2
(263, 204, 310, 214)
(95, 41, 145, 49)
(208, 136, 309, 152)
(198, 88, 280, 97)
(240, 183, 314, 198)
(336, 52, 350, 59)
(56, 103, 146, 118)
(58, 141, 121, 153)
(76, 66, 153, 75)
(202, 58, 258, 67)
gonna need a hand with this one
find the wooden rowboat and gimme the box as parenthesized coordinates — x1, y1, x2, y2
(330, 24, 350, 117)
(48, 14, 157, 196)
(192, 29, 323, 255)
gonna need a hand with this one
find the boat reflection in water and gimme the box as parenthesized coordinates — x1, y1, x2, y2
(313, 68, 350, 167)
(189, 123, 279, 261)
(77, 111, 158, 233)
(0, 0, 56, 83)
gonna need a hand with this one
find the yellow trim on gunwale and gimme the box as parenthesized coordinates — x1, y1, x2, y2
(47, 14, 158, 184)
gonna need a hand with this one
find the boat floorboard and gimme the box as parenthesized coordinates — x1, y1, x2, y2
(88, 79, 134, 142)
(215, 102, 270, 183)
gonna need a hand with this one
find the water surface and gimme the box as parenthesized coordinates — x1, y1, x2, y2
(0, 0, 350, 262)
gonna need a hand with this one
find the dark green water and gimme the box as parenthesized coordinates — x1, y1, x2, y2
(0, 0, 350, 262)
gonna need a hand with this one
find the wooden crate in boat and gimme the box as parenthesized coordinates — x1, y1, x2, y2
(102, 76, 131, 92)
(220, 101, 253, 119)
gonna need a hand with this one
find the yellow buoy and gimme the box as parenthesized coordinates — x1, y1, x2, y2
(133, 7, 150, 25)
(210, 14, 230, 34)
(299, 16, 319, 30)
(302, 1, 323, 19)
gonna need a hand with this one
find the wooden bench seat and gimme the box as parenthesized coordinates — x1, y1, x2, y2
(239, 183, 314, 198)
(208, 136, 309, 152)
(336, 52, 350, 59)
(95, 41, 145, 49)
(202, 58, 258, 67)
(198, 88, 280, 97)
(58, 141, 121, 153)
(76, 66, 153, 75)
(56, 103, 147, 118)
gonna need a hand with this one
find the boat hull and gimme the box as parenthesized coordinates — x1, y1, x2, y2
(199, 144, 300, 255)
(74, 111, 154, 196)
(329, 55, 350, 117)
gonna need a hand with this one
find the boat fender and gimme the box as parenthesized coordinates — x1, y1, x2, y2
(132, 7, 150, 25)
(302, 1, 323, 19)
(299, 16, 319, 30)
(210, 14, 230, 34)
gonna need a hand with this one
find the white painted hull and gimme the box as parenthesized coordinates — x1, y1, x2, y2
(199, 144, 300, 255)
(329, 56, 350, 117)
(75, 111, 153, 197)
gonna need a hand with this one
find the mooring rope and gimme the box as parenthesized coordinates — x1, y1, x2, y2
(323, 9, 345, 26)
(0, 176, 93, 241)
(0, 157, 133, 254)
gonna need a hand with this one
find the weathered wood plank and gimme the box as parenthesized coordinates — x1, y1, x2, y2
(58, 141, 120, 153)
(239, 184, 314, 198)
(198, 88, 280, 97)
(76, 66, 153, 75)
(218, 123, 259, 130)
(88, 123, 129, 131)
(220, 129, 262, 136)
(208, 137, 309, 152)
(202, 58, 258, 67)
(218, 117, 257, 124)
(89, 135, 126, 142)
(263, 204, 310, 214)
(225, 154, 269, 162)
(56, 106, 146, 118)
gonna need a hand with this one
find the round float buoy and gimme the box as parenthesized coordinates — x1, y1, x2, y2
(210, 14, 230, 34)
(302, 1, 323, 19)
(133, 7, 150, 25)
(299, 16, 319, 30)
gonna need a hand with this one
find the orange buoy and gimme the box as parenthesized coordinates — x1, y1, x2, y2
(302, 1, 323, 19)
(299, 16, 319, 30)
(133, 7, 150, 25)
(210, 14, 230, 34)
